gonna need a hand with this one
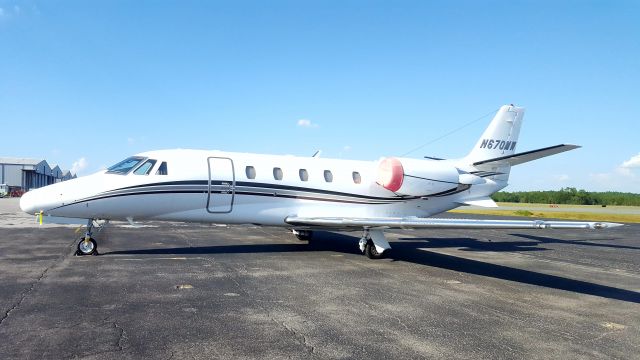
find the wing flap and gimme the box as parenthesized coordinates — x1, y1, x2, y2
(285, 216, 622, 230)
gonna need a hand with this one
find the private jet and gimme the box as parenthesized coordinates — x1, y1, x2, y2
(20, 105, 622, 258)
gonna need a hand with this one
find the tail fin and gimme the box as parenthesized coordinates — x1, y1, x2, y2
(466, 105, 525, 163)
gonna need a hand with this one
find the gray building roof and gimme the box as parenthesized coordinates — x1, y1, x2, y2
(0, 157, 44, 165)
(0, 157, 76, 178)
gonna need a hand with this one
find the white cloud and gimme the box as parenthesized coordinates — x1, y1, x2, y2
(589, 172, 611, 184)
(587, 156, 639, 192)
(0, 5, 19, 17)
(71, 157, 88, 174)
(616, 166, 633, 177)
(621, 153, 640, 168)
(590, 166, 636, 181)
(127, 137, 135, 145)
(343, 145, 352, 152)
(553, 174, 570, 182)
(297, 119, 318, 128)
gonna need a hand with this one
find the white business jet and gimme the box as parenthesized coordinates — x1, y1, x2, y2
(20, 105, 622, 258)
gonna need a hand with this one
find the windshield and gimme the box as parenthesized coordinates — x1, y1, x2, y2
(106, 156, 146, 175)
(133, 160, 157, 175)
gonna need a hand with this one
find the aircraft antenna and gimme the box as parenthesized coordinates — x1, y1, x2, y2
(400, 107, 499, 157)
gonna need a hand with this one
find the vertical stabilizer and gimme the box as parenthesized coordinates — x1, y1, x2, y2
(466, 105, 525, 164)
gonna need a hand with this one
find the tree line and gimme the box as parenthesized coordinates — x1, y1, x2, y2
(491, 187, 640, 206)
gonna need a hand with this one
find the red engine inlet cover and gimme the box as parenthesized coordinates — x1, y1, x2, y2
(377, 158, 404, 192)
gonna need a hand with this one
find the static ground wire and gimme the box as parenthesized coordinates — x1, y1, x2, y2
(401, 107, 500, 157)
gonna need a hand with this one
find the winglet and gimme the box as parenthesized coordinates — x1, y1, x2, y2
(590, 222, 625, 229)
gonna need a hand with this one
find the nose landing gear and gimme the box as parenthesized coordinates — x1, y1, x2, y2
(76, 219, 100, 256)
(77, 237, 97, 256)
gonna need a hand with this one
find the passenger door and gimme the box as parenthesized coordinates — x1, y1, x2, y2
(207, 157, 235, 213)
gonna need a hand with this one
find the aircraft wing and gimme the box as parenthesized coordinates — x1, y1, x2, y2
(285, 216, 623, 230)
(473, 144, 580, 167)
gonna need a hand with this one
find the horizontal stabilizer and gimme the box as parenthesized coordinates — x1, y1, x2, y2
(285, 216, 622, 230)
(458, 198, 498, 208)
(473, 144, 580, 167)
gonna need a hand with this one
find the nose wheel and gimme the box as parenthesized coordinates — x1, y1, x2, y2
(76, 237, 98, 256)
(75, 219, 99, 256)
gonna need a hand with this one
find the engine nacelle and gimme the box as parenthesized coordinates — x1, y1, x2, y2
(376, 157, 475, 196)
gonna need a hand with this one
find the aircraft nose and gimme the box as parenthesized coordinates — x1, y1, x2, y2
(20, 190, 39, 214)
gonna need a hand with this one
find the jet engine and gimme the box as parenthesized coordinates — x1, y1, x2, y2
(376, 157, 484, 196)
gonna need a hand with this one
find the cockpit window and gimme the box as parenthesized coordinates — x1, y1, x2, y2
(107, 157, 146, 175)
(134, 160, 157, 175)
(156, 162, 168, 175)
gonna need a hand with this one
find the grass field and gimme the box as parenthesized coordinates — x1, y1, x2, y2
(483, 202, 640, 211)
(449, 202, 640, 223)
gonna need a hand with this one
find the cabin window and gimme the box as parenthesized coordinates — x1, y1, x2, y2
(156, 162, 168, 175)
(106, 156, 146, 175)
(324, 170, 333, 182)
(352, 171, 361, 184)
(134, 160, 157, 175)
(273, 167, 283, 180)
(245, 166, 256, 179)
(299, 169, 309, 181)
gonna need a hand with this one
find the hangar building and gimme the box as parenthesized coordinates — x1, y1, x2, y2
(0, 157, 76, 192)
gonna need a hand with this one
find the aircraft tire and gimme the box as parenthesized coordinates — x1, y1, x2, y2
(365, 241, 384, 259)
(76, 237, 98, 256)
(295, 230, 313, 241)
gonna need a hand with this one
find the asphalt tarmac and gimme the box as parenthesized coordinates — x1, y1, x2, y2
(1, 199, 639, 359)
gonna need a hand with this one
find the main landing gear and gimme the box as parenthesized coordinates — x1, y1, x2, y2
(292, 229, 313, 241)
(291, 228, 391, 259)
(358, 229, 391, 259)
(76, 219, 102, 256)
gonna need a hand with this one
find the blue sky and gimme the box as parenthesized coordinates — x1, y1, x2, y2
(1, 1, 638, 192)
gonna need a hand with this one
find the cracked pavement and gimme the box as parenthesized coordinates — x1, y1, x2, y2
(1, 199, 639, 359)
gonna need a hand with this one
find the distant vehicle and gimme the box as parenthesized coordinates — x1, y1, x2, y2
(10, 188, 25, 198)
(19, 105, 623, 257)
(0, 184, 8, 197)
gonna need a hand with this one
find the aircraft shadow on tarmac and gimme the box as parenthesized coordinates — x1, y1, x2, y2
(105, 231, 640, 304)
(510, 233, 640, 251)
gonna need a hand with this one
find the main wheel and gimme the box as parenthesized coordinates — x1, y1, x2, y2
(294, 230, 313, 241)
(365, 241, 384, 259)
(76, 237, 98, 256)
